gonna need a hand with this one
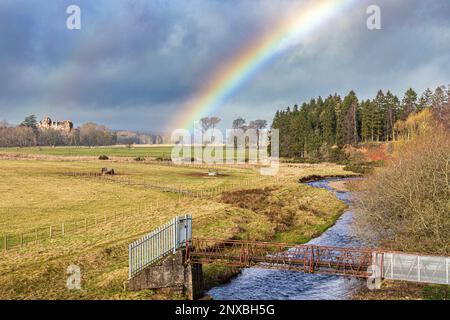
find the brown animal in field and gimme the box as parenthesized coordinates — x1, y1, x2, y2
(101, 168, 115, 175)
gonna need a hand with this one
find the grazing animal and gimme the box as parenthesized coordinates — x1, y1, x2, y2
(101, 168, 115, 175)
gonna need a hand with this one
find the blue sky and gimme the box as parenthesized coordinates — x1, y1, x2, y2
(0, 0, 449, 131)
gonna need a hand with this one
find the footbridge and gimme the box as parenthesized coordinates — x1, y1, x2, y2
(127, 215, 450, 299)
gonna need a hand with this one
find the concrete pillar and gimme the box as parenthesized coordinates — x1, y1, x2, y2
(127, 250, 204, 300)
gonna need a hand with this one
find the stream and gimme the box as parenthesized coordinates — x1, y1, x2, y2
(208, 178, 365, 300)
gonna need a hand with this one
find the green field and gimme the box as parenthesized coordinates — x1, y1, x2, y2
(0, 145, 258, 162)
(0, 152, 355, 299)
(0, 146, 173, 158)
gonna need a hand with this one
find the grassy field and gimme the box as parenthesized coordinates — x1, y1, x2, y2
(0, 153, 356, 299)
(0, 145, 173, 158)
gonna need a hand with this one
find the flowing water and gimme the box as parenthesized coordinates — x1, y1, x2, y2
(208, 178, 365, 300)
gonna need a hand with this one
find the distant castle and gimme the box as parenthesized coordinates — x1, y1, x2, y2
(37, 117, 73, 133)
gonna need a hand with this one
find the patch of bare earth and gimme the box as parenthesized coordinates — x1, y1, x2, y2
(327, 180, 349, 192)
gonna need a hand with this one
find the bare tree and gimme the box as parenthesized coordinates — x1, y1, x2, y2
(249, 119, 267, 151)
(209, 117, 221, 130)
(232, 117, 246, 130)
(354, 128, 450, 255)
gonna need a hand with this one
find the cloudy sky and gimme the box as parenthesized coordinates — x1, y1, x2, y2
(0, 0, 449, 131)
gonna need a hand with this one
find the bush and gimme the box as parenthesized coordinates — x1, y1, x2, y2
(343, 162, 373, 174)
(98, 155, 109, 160)
(134, 156, 145, 161)
(354, 129, 450, 255)
(328, 147, 348, 163)
(155, 156, 171, 161)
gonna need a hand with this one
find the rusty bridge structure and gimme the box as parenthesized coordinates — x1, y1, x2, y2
(186, 238, 376, 278)
(129, 215, 450, 289)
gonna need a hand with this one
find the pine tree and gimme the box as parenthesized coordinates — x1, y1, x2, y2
(21, 115, 37, 129)
(372, 90, 385, 141)
(340, 91, 359, 145)
(384, 91, 399, 141)
(401, 88, 418, 120)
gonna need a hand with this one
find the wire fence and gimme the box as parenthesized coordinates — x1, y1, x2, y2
(0, 208, 139, 251)
(0, 173, 268, 251)
(67, 172, 268, 199)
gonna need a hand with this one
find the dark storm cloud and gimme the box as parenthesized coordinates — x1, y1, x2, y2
(0, 0, 449, 130)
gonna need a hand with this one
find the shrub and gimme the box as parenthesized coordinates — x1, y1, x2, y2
(134, 156, 145, 161)
(343, 162, 374, 174)
(354, 129, 450, 255)
(98, 155, 109, 160)
(155, 156, 171, 161)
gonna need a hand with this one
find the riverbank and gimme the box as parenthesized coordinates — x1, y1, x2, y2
(203, 176, 353, 299)
(207, 177, 363, 300)
(352, 281, 450, 300)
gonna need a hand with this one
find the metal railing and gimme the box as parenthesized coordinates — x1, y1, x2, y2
(373, 252, 450, 285)
(128, 214, 192, 279)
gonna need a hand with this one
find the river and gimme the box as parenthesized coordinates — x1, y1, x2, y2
(208, 178, 365, 300)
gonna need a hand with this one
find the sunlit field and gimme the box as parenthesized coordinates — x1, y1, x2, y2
(0, 145, 173, 158)
(0, 155, 354, 299)
(0, 145, 263, 161)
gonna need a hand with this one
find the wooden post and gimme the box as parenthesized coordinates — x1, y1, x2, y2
(35, 229, 38, 242)
(4, 234, 7, 251)
(85, 218, 88, 232)
(49, 226, 53, 238)
(20, 233, 23, 246)
(62, 223, 65, 236)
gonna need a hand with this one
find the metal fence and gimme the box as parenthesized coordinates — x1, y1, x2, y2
(128, 214, 192, 279)
(373, 252, 450, 285)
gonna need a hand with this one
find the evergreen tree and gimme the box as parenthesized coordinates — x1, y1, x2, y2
(384, 91, 399, 141)
(341, 91, 360, 145)
(21, 115, 37, 129)
(401, 88, 418, 120)
(271, 86, 444, 159)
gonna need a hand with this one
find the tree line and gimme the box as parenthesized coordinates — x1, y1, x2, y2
(0, 115, 117, 147)
(271, 85, 450, 160)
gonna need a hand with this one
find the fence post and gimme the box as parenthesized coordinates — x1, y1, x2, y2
(173, 217, 178, 253)
(85, 218, 88, 232)
(20, 233, 23, 247)
(129, 243, 132, 279)
(3, 234, 7, 251)
(417, 256, 421, 282)
(49, 226, 53, 238)
(62, 223, 65, 236)
(35, 229, 38, 242)
(446, 258, 449, 285)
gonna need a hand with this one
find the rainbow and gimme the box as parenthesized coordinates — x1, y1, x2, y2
(170, 0, 355, 130)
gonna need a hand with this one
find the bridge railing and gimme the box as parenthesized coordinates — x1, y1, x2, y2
(373, 252, 450, 285)
(128, 214, 192, 279)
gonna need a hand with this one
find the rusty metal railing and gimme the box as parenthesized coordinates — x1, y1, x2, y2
(186, 238, 374, 277)
(186, 238, 450, 284)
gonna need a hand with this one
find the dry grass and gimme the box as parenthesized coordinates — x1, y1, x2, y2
(352, 281, 450, 300)
(0, 156, 354, 299)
